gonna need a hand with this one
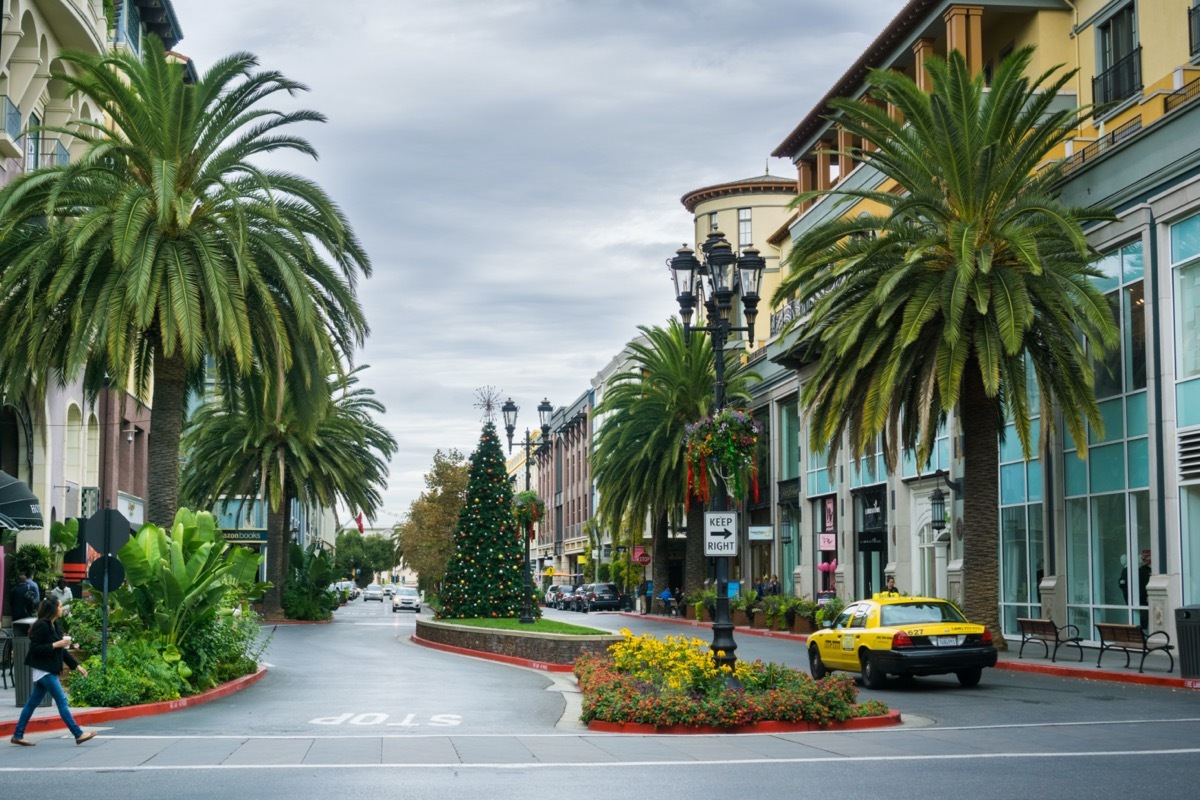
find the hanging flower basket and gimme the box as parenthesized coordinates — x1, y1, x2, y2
(683, 408, 763, 503)
(513, 490, 546, 538)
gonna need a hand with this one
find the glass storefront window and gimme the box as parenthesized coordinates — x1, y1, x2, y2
(1184, 486, 1200, 605)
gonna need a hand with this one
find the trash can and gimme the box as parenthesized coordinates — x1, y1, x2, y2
(1176, 606, 1200, 679)
(11, 617, 51, 709)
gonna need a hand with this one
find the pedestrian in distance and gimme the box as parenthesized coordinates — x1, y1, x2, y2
(765, 575, 781, 596)
(50, 577, 73, 616)
(10, 595, 96, 747)
(8, 573, 38, 619)
(25, 574, 41, 605)
(883, 575, 901, 595)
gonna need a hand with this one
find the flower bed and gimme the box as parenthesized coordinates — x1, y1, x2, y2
(576, 630, 888, 730)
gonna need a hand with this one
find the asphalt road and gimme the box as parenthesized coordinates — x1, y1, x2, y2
(1, 600, 1197, 799)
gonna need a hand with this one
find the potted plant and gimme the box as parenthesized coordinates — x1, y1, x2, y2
(760, 595, 787, 630)
(814, 595, 846, 629)
(788, 597, 820, 633)
(512, 490, 546, 538)
(683, 408, 764, 502)
(692, 588, 718, 622)
(731, 588, 760, 627)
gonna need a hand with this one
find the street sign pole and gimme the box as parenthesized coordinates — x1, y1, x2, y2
(101, 500, 111, 670)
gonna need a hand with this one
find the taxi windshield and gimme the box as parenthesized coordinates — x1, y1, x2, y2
(880, 602, 966, 626)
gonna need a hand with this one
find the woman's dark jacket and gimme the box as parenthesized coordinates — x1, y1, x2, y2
(24, 619, 79, 673)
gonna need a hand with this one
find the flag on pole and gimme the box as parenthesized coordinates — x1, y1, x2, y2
(355, 512, 364, 534)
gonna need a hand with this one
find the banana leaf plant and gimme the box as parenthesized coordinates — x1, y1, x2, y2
(112, 508, 271, 674)
(49, 518, 79, 573)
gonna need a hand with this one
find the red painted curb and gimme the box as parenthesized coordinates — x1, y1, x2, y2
(410, 634, 575, 673)
(586, 709, 902, 734)
(995, 659, 1198, 690)
(261, 617, 334, 625)
(1, 666, 268, 736)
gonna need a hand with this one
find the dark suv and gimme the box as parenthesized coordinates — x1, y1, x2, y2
(583, 582, 621, 611)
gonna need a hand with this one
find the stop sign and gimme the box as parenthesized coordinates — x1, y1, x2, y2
(637, 552, 651, 566)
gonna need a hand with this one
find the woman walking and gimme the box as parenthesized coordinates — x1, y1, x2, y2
(9, 595, 95, 746)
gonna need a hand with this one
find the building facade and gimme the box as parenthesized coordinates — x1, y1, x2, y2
(755, 0, 1200, 645)
(1, 1, 184, 557)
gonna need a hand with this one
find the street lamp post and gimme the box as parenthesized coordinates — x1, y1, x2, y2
(929, 469, 963, 534)
(669, 231, 765, 670)
(502, 397, 554, 625)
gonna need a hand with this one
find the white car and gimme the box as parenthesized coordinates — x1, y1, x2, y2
(392, 586, 421, 613)
(363, 584, 385, 602)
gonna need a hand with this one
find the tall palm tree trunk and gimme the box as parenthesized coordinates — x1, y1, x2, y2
(651, 510, 669, 603)
(148, 346, 187, 527)
(264, 504, 287, 619)
(683, 505, 705, 597)
(960, 367, 1006, 650)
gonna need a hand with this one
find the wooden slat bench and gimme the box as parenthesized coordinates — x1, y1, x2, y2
(1016, 617, 1083, 663)
(1094, 622, 1175, 674)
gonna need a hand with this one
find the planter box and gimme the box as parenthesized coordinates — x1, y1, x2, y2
(415, 618, 622, 666)
(791, 616, 815, 634)
(684, 605, 695, 620)
(732, 610, 750, 627)
(748, 612, 766, 629)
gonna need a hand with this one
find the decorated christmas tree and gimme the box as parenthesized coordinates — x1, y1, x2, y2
(437, 421, 526, 618)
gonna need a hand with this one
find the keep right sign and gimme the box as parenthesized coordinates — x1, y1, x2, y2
(704, 511, 739, 557)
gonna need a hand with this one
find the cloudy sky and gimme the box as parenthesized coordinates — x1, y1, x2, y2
(170, 0, 907, 523)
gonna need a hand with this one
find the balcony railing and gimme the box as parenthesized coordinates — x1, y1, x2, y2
(2, 96, 20, 141)
(1093, 46, 1142, 108)
(1061, 116, 1142, 175)
(1191, 6, 1200, 58)
(39, 138, 70, 168)
(1166, 75, 1200, 115)
(770, 297, 815, 337)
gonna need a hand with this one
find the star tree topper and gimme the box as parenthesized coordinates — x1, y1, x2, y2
(474, 385, 504, 423)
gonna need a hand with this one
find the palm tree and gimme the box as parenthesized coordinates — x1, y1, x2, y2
(772, 47, 1118, 643)
(0, 36, 369, 526)
(592, 320, 754, 598)
(181, 362, 396, 617)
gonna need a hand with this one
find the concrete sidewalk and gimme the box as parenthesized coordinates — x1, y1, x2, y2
(0, 667, 266, 736)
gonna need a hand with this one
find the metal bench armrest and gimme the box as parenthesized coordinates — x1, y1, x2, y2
(1059, 623, 1081, 640)
(1145, 630, 1171, 647)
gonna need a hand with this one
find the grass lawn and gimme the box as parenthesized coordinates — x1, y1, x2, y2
(441, 617, 611, 636)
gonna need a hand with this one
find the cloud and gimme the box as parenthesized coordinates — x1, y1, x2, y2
(169, 0, 906, 519)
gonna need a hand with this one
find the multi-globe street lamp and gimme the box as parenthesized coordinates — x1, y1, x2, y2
(501, 396, 554, 625)
(668, 231, 765, 670)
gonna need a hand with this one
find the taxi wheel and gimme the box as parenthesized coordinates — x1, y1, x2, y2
(860, 652, 886, 690)
(808, 646, 828, 680)
(956, 668, 982, 688)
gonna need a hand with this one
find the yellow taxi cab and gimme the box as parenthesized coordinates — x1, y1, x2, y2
(807, 593, 997, 689)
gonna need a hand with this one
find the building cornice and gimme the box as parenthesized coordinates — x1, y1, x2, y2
(681, 175, 798, 213)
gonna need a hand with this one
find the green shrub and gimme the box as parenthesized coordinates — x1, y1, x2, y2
(14, 544, 55, 593)
(68, 639, 188, 707)
(179, 608, 269, 690)
(281, 542, 336, 621)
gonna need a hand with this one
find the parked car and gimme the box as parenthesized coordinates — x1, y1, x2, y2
(363, 584, 385, 602)
(383, 585, 396, 597)
(545, 585, 568, 607)
(571, 584, 592, 612)
(553, 585, 576, 610)
(392, 586, 421, 613)
(583, 582, 622, 612)
(806, 594, 998, 689)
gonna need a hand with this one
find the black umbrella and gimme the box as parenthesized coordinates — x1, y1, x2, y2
(0, 470, 43, 530)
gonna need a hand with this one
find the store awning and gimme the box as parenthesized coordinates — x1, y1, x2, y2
(0, 470, 43, 530)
